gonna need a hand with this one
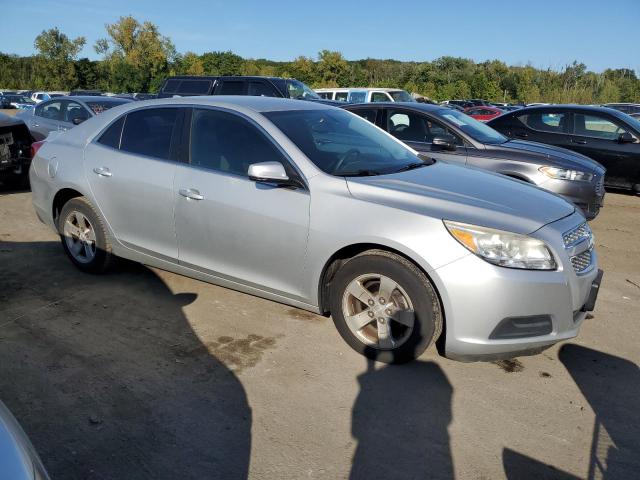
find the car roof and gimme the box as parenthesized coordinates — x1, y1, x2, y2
(53, 95, 134, 103)
(128, 95, 332, 113)
(343, 101, 451, 113)
(505, 104, 631, 117)
(316, 87, 405, 92)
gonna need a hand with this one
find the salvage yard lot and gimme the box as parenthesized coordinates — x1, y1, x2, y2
(0, 189, 638, 479)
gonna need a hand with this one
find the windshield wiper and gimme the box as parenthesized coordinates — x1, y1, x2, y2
(340, 169, 382, 177)
(392, 162, 429, 173)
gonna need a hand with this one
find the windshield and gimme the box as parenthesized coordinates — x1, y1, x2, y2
(287, 80, 321, 100)
(390, 90, 415, 102)
(624, 114, 640, 134)
(86, 100, 129, 115)
(439, 108, 508, 144)
(265, 109, 427, 176)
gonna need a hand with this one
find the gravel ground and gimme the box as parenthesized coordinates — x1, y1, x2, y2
(0, 189, 638, 480)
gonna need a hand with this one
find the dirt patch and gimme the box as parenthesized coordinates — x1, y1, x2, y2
(286, 308, 323, 321)
(176, 334, 279, 373)
(493, 359, 524, 373)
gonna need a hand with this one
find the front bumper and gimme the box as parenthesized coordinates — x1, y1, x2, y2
(432, 212, 601, 361)
(539, 175, 605, 221)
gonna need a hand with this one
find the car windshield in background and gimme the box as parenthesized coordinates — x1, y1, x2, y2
(265, 109, 425, 177)
(6, 95, 33, 103)
(440, 108, 508, 144)
(287, 80, 321, 100)
(86, 100, 130, 115)
(621, 113, 640, 133)
(390, 90, 415, 102)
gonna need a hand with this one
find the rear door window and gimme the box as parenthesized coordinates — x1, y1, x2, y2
(248, 81, 279, 97)
(335, 92, 349, 102)
(120, 108, 180, 160)
(176, 79, 212, 95)
(371, 92, 390, 102)
(516, 111, 568, 133)
(350, 108, 377, 124)
(348, 91, 367, 103)
(217, 81, 246, 95)
(63, 101, 91, 123)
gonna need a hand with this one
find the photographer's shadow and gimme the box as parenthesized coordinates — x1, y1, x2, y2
(350, 355, 454, 480)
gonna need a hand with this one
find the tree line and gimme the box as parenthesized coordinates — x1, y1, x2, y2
(1, 16, 638, 104)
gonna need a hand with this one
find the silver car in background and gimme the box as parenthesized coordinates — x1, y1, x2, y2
(29, 97, 602, 363)
(17, 96, 133, 141)
(0, 401, 50, 480)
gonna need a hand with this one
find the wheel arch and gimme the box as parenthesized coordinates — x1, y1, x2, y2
(52, 187, 85, 226)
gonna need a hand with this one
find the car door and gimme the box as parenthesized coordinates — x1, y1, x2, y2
(84, 107, 185, 261)
(30, 100, 63, 140)
(173, 107, 310, 299)
(510, 109, 573, 150)
(383, 108, 467, 164)
(569, 111, 639, 188)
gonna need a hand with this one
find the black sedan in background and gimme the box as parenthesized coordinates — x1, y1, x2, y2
(343, 102, 605, 219)
(488, 105, 640, 193)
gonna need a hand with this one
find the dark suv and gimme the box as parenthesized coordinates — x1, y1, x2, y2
(157, 75, 336, 104)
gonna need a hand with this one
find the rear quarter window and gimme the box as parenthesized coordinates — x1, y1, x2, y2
(97, 116, 125, 149)
(120, 108, 179, 160)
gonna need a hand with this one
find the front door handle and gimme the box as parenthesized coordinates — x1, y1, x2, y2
(515, 132, 528, 138)
(572, 138, 587, 145)
(179, 188, 204, 200)
(93, 167, 112, 177)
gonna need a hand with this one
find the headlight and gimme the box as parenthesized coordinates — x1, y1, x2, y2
(539, 166, 593, 182)
(444, 220, 557, 270)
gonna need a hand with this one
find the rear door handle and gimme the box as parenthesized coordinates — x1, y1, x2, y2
(179, 188, 204, 200)
(515, 132, 528, 138)
(93, 167, 112, 177)
(572, 138, 587, 145)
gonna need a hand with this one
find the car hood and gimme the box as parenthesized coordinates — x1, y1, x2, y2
(346, 161, 575, 235)
(498, 139, 605, 173)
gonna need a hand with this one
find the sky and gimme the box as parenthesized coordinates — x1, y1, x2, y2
(2, 0, 639, 72)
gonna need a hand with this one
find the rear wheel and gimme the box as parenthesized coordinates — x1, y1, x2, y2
(58, 197, 113, 273)
(329, 250, 442, 364)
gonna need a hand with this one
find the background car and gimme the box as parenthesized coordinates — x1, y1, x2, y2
(156, 75, 339, 105)
(0, 400, 51, 480)
(464, 105, 504, 122)
(2, 94, 36, 110)
(343, 102, 606, 219)
(0, 112, 33, 188)
(314, 88, 415, 103)
(488, 105, 640, 192)
(30, 91, 66, 103)
(17, 95, 133, 140)
(602, 103, 640, 116)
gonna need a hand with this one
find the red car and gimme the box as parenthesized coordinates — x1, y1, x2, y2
(464, 106, 504, 122)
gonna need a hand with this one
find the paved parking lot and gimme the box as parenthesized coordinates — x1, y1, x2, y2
(0, 189, 638, 480)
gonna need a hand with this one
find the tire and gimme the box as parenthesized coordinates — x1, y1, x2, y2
(329, 250, 442, 364)
(58, 197, 113, 273)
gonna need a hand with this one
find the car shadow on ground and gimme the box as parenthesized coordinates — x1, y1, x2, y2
(0, 241, 252, 479)
(349, 346, 454, 479)
(502, 344, 640, 480)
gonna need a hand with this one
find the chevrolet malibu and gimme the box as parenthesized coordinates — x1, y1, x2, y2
(29, 97, 603, 363)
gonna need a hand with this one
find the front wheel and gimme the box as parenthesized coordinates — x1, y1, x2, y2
(329, 250, 442, 364)
(58, 197, 113, 273)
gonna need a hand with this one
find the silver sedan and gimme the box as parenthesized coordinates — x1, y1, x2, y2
(29, 97, 602, 363)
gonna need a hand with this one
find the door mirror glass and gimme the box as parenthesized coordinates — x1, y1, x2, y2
(432, 135, 457, 151)
(248, 161, 289, 183)
(619, 131, 634, 143)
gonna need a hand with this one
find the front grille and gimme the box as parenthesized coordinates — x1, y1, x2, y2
(563, 223, 592, 248)
(570, 248, 593, 274)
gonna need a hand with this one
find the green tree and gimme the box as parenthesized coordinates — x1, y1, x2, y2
(316, 50, 349, 87)
(201, 51, 244, 76)
(33, 28, 85, 89)
(95, 16, 176, 92)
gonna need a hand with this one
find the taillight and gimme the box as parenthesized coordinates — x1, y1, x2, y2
(30, 140, 45, 158)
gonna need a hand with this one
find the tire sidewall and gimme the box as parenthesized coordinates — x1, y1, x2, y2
(58, 198, 110, 273)
(330, 253, 440, 364)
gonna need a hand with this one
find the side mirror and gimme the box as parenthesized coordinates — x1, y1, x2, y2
(72, 117, 86, 125)
(432, 135, 457, 151)
(618, 132, 635, 143)
(248, 161, 301, 188)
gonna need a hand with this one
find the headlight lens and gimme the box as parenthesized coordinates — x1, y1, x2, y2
(539, 166, 593, 182)
(444, 220, 557, 270)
